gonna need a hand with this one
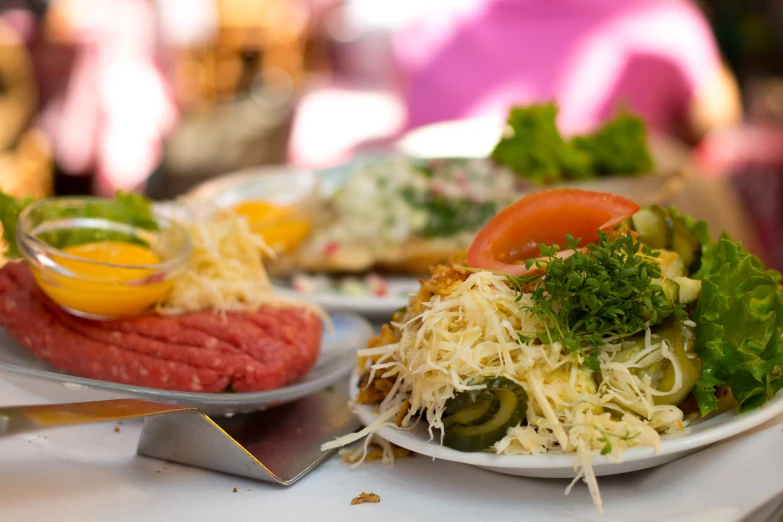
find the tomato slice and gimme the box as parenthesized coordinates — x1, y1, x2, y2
(467, 189, 639, 276)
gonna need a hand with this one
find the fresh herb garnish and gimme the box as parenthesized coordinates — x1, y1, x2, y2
(509, 231, 685, 370)
(491, 103, 652, 183)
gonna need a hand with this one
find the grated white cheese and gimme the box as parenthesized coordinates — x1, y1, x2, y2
(156, 209, 325, 319)
(329, 270, 690, 513)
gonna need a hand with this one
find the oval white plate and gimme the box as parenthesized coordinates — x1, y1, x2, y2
(350, 372, 783, 478)
(0, 313, 372, 416)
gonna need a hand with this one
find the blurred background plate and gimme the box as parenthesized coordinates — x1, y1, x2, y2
(0, 312, 372, 416)
(272, 274, 417, 318)
(395, 117, 692, 207)
(184, 164, 319, 208)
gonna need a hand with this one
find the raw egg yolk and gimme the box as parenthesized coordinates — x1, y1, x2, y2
(32, 241, 172, 318)
(232, 201, 311, 255)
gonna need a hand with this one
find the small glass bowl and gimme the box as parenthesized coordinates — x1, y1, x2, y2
(17, 197, 192, 320)
(187, 167, 322, 255)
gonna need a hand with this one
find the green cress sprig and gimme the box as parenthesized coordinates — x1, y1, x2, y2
(508, 231, 686, 372)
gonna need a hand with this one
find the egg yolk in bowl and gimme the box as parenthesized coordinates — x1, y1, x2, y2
(32, 241, 172, 318)
(232, 200, 312, 255)
(17, 196, 192, 319)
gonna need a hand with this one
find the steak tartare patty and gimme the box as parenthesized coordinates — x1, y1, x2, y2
(0, 262, 323, 393)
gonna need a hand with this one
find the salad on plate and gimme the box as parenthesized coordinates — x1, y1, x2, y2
(324, 188, 783, 513)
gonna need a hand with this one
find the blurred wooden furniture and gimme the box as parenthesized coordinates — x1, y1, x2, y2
(173, 0, 312, 107)
(151, 0, 318, 199)
(0, 17, 51, 199)
(0, 128, 52, 199)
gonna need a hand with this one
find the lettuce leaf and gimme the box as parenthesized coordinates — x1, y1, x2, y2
(571, 112, 653, 177)
(691, 238, 783, 416)
(0, 191, 157, 259)
(491, 104, 653, 183)
(490, 104, 591, 184)
(0, 192, 34, 258)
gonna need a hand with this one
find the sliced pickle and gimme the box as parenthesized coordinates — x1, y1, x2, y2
(671, 217, 700, 272)
(442, 390, 497, 427)
(442, 377, 528, 452)
(631, 208, 667, 249)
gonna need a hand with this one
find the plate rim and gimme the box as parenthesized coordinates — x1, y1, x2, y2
(349, 371, 783, 470)
(0, 312, 372, 407)
(272, 283, 413, 314)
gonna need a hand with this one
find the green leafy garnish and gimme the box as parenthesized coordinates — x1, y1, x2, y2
(0, 192, 35, 258)
(490, 104, 591, 184)
(491, 104, 653, 183)
(571, 113, 653, 177)
(664, 208, 783, 415)
(691, 238, 783, 416)
(0, 191, 158, 258)
(509, 231, 684, 368)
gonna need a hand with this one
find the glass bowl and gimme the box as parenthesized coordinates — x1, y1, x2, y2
(186, 166, 322, 255)
(16, 197, 192, 319)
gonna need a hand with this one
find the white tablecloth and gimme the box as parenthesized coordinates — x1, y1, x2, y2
(1, 377, 782, 522)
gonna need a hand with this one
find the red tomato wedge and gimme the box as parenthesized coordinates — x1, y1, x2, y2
(467, 189, 640, 276)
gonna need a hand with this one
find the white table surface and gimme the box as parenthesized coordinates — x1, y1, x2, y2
(2, 377, 782, 522)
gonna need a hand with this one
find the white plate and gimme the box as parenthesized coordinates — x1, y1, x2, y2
(0, 313, 372, 416)
(272, 275, 418, 318)
(349, 371, 783, 479)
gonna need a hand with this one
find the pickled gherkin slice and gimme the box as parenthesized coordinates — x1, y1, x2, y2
(442, 377, 528, 452)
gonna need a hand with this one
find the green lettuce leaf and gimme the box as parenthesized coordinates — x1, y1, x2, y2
(491, 104, 653, 183)
(691, 238, 783, 416)
(669, 207, 716, 277)
(490, 104, 592, 184)
(0, 191, 157, 258)
(0, 192, 34, 258)
(571, 112, 653, 177)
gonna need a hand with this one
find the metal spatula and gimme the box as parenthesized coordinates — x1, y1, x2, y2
(0, 380, 359, 485)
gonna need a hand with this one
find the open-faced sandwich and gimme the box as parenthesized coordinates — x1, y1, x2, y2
(325, 188, 783, 512)
(272, 104, 659, 277)
(0, 192, 325, 393)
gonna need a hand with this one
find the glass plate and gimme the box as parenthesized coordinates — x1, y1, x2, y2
(0, 313, 372, 416)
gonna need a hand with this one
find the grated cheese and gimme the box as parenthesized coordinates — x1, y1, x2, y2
(330, 270, 691, 513)
(156, 209, 325, 319)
